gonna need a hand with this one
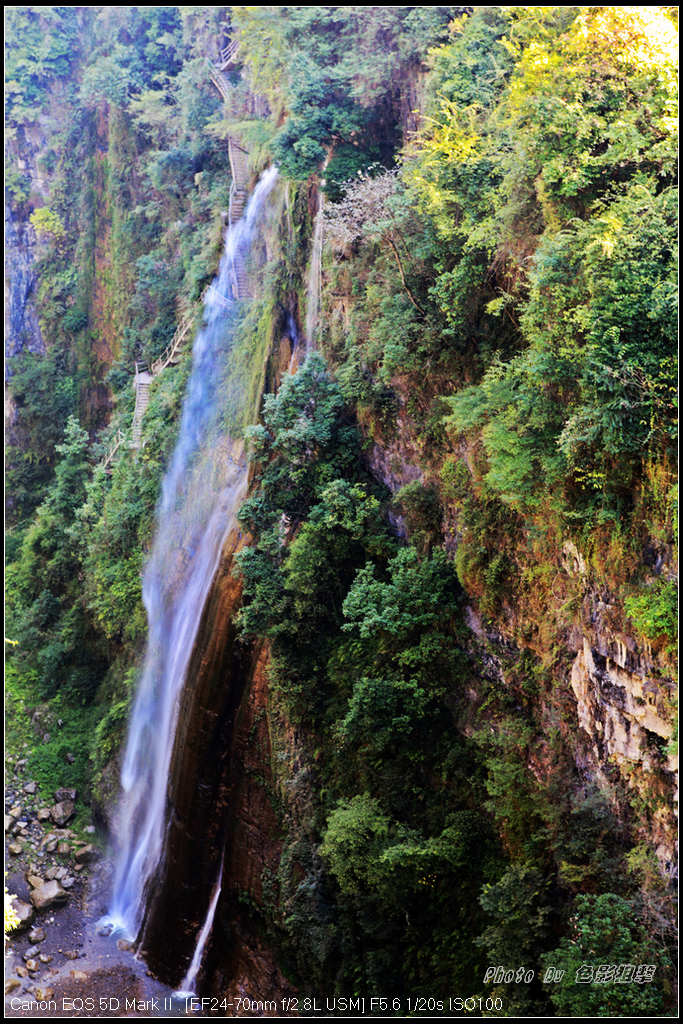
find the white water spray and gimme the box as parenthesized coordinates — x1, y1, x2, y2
(304, 195, 324, 351)
(105, 166, 279, 942)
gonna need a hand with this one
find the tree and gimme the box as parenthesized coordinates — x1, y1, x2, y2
(542, 893, 669, 1016)
(326, 168, 425, 313)
(7, 416, 106, 699)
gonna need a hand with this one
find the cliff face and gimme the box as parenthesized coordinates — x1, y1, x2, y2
(570, 622, 677, 873)
(138, 521, 297, 1003)
(138, 154, 676, 1012)
(5, 202, 45, 370)
(5, 120, 51, 380)
(7, 8, 675, 1010)
(139, 523, 252, 979)
(349, 373, 679, 880)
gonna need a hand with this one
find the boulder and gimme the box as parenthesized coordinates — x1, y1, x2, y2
(35, 987, 54, 1000)
(28, 926, 46, 943)
(30, 880, 67, 910)
(74, 844, 99, 865)
(10, 899, 34, 930)
(26, 874, 44, 890)
(9, 842, 23, 855)
(54, 788, 77, 803)
(24, 781, 37, 794)
(57, 841, 70, 855)
(5, 978, 21, 995)
(37, 808, 51, 822)
(49, 801, 74, 826)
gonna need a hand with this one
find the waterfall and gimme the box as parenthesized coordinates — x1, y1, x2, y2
(104, 166, 279, 943)
(173, 856, 224, 998)
(304, 194, 324, 351)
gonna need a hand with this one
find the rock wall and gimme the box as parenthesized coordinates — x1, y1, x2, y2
(570, 626, 677, 876)
(5, 121, 52, 374)
(139, 524, 250, 979)
(138, 523, 293, 1004)
(5, 203, 45, 372)
(359, 393, 679, 883)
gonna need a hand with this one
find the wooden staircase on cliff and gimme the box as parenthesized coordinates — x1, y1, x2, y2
(130, 364, 153, 450)
(227, 138, 251, 301)
(99, 308, 198, 467)
(129, 304, 201, 450)
(207, 33, 266, 301)
(217, 38, 241, 71)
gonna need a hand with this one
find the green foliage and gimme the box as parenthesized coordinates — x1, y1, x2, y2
(320, 793, 397, 898)
(431, 9, 677, 526)
(320, 794, 499, 993)
(30, 206, 66, 241)
(476, 862, 552, 1014)
(234, 7, 453, 180)
(238, 350, 503, 994)
(478, 862, 551, 964)
(625, 579, 678, 651)
(4, 5, 678, 1013)
(5, 661, 97, 825)
(333, 546, 463, 773)
(6, 1, 234, 731)
(5, 7, 80, 131)
(6, 349, 77, 521)
(243, 352, 355, 516)
(237, 353, 389, 716)
(91, 676, 135, 777)
(393, 480, 443, 554)
(542, 893, 669, 1016)
(341, 546, 458, 670)
(7, 416, 107, 701)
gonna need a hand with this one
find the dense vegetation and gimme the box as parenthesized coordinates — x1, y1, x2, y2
(6, 6, 236, 805)
(5, 5, 677, 1016)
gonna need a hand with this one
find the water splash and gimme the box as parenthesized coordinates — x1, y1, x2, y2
(173, 855, 224, 998)
(304, 194, 324, 351)
(105, 166, 279, 941)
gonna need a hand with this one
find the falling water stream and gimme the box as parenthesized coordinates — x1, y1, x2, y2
(173, 855, 225, 999)
(104, 168, 279, 977)
(304, 195, 324, 350)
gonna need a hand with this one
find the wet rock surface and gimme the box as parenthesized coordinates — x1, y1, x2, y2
(137, 531, 294, 1007)
(5, 862, 187, 1018)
